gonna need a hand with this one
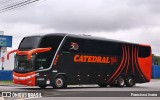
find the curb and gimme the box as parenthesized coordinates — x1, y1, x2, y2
(0, 97, 4, 100)
(0, 84, 14, 86)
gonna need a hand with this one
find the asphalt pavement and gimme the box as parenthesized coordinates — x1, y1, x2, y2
(0, 79, 160, 100)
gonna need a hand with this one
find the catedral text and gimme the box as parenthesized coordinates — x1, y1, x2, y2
(74, 55, 118, 64)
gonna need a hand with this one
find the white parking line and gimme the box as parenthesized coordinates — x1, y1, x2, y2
(17, 97, 42, 100)
(0, 97, 4, 100)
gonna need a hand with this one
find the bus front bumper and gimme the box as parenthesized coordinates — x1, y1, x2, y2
(13, 72, 36, 86)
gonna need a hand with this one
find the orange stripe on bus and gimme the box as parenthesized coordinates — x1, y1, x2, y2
(111, 44, 128, 82)
(135, 46, 145, 81)
(125, 45, 130, 76)
(107, 45, 125, 83)
(132, 45, 135, 74)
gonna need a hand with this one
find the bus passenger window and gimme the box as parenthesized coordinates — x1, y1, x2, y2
(38, 63, 44, 70)
(36, 58, 47, 70)
(138, 46, 151, 58)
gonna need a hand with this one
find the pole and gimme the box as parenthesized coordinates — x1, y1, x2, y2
(2, 52, 4, 70)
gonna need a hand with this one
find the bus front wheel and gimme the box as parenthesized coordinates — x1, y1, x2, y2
(53, 75, 67, 89)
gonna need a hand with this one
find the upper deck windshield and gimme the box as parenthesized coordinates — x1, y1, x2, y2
(19, 36, 41, 50)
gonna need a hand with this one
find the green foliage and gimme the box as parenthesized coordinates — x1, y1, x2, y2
(153, 54, 160, 66)
(0, 80, 13, 85)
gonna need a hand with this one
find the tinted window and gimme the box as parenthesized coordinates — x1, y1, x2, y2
(14, 55, 35, 73)
(35, 36, 63, 70)
(62, 37, 85, 53)
(63, 37, 122, 56)
(84, 40, 95, 54)
(92, 41, 122, 56)
(138, 46, 151, 58)
(19, 36, 41, 50)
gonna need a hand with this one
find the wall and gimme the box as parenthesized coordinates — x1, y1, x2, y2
(0, 52, 14, 81)
(152, 54, 160, 79)
(152, 65, 160, 79)
(0, 70, 13, 81)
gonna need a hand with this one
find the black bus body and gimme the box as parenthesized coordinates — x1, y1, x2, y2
(8, 33, 152, 88)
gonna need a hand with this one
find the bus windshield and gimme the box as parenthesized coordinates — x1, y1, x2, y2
(14, 55, 35, 73)
(19, 36, 41, 50)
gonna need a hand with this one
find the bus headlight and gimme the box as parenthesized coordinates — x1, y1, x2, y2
(26, 76, 31, 79)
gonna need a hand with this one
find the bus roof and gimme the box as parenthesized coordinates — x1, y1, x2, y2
(25, 33, 149, 46)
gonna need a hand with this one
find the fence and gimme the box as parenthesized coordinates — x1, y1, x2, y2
(152, 65, 160, 79)
(0, 70, 12, 81)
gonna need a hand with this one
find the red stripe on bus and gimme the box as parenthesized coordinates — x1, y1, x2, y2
(132, 45, 135, 74)
(112, 44, 128, 82)
(107, 45, 125, 82)
(125, 45, 130, 76)
(135, 46, 145, 81)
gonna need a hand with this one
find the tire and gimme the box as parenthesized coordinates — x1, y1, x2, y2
(53, 75, 67, 89)
(39, 85, 46, 89)
(98, 83, 108, 87)
(126, 77, 134, 87)
(117, 76, 125, 87)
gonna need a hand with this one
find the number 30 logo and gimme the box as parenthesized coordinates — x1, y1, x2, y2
(70, 42, 79, 50)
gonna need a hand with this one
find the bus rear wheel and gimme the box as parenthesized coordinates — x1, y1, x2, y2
(126, 77, 134, 87)
(117, 76, 125, 87)
(53, 75, 67, 89)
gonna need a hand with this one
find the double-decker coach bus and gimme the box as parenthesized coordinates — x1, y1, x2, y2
(7, 33, 152, 89)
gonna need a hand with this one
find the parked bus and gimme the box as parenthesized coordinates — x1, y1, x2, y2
(7, 33, 152, 89)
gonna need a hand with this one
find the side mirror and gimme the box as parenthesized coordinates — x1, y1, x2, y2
(7, 47, 52, 60)
(7, 50, 18, 60)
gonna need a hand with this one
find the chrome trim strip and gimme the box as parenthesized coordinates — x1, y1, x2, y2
(52, 70, 58, 72)
(13, 74, 37, 80)
(36, 34, 68, 72)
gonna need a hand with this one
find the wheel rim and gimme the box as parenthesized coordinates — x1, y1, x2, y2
(55, 78, 63, 87)
(128, 79, 133, 85)
(119, 78, 124, 86)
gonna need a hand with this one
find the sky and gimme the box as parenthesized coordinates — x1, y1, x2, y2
(0, 0, 160, 55)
